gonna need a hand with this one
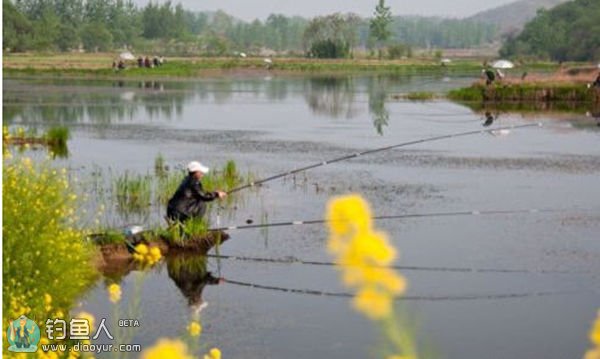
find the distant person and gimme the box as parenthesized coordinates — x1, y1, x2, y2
(166, 161, 227, 224)
(112, 61, 117, 69)
(521, 71, 528, 80)
(137, 56, 144, 68)
(482, 69, 496, 86)
(495, 69, 505, 80)
(153, 56, 160, 67)
(483, 111, 495, 127)
(117, 60, 125, 70)
(593, 73, 600, 88)
(144, 56, 151, 68)
(159, 56, 165, 65)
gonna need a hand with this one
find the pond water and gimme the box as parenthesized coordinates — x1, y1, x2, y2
(3, 74, 600, 359)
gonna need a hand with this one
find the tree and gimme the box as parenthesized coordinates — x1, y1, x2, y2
(3, 0, 32, 51)
(81, 22, 112, 51)
(500, 0, 600, 61)
(369, 0, 392, 59)
(303, 13, 360, 58)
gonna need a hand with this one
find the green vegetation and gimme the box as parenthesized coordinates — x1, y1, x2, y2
(404, 91, 436, 101)
(370, 0, 393, 59)
(3, 125, 71, 157)
(3, 156, 98, 324)
(303, 14, 360, 58)
(3, 0, 497, 56)
(448, 83, 599, 103)
(500, 0, 600, 61)
(114, 172, 153, 215)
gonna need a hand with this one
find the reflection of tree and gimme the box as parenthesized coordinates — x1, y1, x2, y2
(368, 76, 389, 135)
(303, 76, 357, 118)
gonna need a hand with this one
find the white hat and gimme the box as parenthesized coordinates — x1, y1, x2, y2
(187, 161, 209, 174)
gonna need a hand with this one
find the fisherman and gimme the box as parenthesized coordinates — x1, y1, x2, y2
(593, 73, 600, 88)
(166, 161, 227, 224)
(482, 68, 496, 85)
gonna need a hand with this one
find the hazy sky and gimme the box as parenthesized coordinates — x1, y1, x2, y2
(134, 0, 519, 20)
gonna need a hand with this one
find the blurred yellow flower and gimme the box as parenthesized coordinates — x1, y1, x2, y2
(326, 194, 407, 321)
(327, 194, 372, 236)
(141, 338, 193, 359)
(187, 321, 202, 337)
(203, 348, 222, 359)
(133, 244, 162, 267)
(353, 287, 392, 319)
(585, 309, 600, 359)
(108, 283, 122, 303)
(77, 311, 96, 330)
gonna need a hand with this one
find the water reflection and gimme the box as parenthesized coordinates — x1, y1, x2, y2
(368, 76, 390, 135)
(303, 76, 357, 118)
(166, 254, 221, 316)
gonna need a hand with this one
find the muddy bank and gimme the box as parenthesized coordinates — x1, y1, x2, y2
(93, 231, 229, 276)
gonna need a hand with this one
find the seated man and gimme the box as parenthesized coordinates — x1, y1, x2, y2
(167, 161, 227, 223)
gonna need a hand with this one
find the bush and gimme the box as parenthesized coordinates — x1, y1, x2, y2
(3, 156, 98, 324)
(308, 39, 350, 59)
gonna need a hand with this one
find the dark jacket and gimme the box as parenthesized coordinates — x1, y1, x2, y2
(167, 175, 218, 220)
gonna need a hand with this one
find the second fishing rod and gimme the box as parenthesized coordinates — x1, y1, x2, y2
(226, 123, 542, 194)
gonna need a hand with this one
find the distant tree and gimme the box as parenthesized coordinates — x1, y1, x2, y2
(3, 0, 32, 51)
(81, 22, 112, 51)
(500, 0, 600, 61)
(303, 13, 360, 58)
(369, 0, 392, 59)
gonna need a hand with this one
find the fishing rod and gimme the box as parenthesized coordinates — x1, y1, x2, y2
(221, 277, 579, 301)
(226, 123, 541, 194)
(206, 253, 589, 275)
(208, 207, 563, 232)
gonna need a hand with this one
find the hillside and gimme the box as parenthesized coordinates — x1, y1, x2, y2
(467, 0, 569, 34)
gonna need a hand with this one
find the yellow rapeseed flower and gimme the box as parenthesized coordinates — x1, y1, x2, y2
(353, 287, 393, 320)
(133, 244, 162, 267)
(326, 194, 407, 321)
(187, 321, 202, 337)
(77, 311, 96, 330)
(327, 194, 372, 236)
(203, 348, 222, 359)
(141, 338, 193, 359)
(585, 309, 600, 359)
(108, 283, 122, 303)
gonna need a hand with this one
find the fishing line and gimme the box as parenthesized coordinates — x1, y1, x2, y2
(209, 207, 567, 232)
(206, 253, 588, 275)
(227, 123, 541, 194)
(222, 278, 579, 301)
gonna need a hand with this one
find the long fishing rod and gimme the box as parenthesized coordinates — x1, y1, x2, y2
(222, 277, 579, 301)
(208, 207, 562, 232)
(206, 253, 588, 275)
(226, 123, 541, 194)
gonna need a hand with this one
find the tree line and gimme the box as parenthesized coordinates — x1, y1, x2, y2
(3, 0, 497, 56)
(500, 0, 600, 62)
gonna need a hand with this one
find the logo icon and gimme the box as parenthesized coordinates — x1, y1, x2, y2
(6, 315, 41, 352)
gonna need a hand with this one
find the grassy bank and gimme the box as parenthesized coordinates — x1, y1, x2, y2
(448, 83, 600, 103)
(4, 53, 495, 78)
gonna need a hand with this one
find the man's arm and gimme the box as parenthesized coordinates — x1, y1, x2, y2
(190, 181, 218, 201)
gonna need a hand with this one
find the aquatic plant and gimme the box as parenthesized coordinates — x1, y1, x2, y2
(404, 91, 435, 101)
(114, 171, 153, 214)
(326, 194, 417, 358)
(154, 153, 167, 178)
(3, 156, 98, 334)
(3, 125, 71, 157)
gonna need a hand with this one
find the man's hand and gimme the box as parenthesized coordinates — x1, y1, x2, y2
(217, 191, 227, 199)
